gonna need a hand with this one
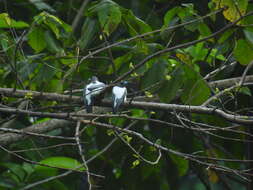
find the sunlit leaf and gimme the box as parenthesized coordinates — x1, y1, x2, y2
(212, 0, 248, 23)
(35, 156, 85, 176)
(0, 13, 29, 28)
(131, 159, 140, 169)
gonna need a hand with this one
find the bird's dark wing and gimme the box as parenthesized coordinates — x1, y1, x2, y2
(87, 83, 105, 91)
(112, 93, 116, 113)
(83, 87, 87, 105)
(123, 89, 127, 101)
(83, 87, 93, 113)
(86, 105, 92, 113)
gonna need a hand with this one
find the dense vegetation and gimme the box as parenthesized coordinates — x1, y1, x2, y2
(1, 0, 253, 189)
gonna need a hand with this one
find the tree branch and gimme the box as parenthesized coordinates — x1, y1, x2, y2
(1, 87, 253, 125)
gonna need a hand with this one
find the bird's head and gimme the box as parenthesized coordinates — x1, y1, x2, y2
(88, 76, 98, 83)
(119, 81, 128, 87)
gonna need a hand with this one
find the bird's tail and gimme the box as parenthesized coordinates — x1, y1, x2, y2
(112, 103, 120, 114)
(86, 105, 92, 113)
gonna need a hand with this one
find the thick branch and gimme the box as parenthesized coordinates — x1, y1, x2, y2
(0, 119, 74, 145)
(209, 75, 253, 89)
(0, 87, 253, 124)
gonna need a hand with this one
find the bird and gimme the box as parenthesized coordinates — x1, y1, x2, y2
(112, 81, 128, 114)
(83, 76, 105, 113)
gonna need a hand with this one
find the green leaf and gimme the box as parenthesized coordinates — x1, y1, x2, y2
(198, 22, 212, 37)
(28, 27, 47, 52)
(130, 109, 148, 118)
(0, 162, 26, 182)
(234, 39, 253, 65)
(109, 117, 126, 126)
(0, 178, 15, 188)
(131, 159, 140, 169)
(0, 33, 10, 52)
(170, 154, 189, 177)
(35, 157, 85, 176)
(100, 3, 121, 36)
(18, 60, 38, 81)
(107, 52, 133, 74)
(244, 27, 253, 45)
(181, 65, 211, 105)
(238, 87, 252, 96)
(78, 18, 99, 50)
(218, 29, 234, 43)
(123, 134, 132, 143)
(141, 58, 167, 90)
(30, 0, 56, 12)
(49, 79, 63, 92)
(44, 30, 63, 53)
(186, 42, 208, 62)
(88, 0, 121, 36)
(85, 125, 96, 137)
(113, 168, 122, 179)
(33, 12, 71, 38)
(122, 9, 152, 36)
(0, 13, 29, 28)
(163, 7, 180, 25)
(159, 65, 185, 103)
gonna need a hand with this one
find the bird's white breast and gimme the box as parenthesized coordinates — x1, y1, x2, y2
(113, 86, 126, 100)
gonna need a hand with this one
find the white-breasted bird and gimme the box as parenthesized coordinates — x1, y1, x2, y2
(112, 81, 128, 113)
(84, 76, 105, 113)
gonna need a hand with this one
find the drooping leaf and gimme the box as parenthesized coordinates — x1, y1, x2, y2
(141, 58, 167, 91)
(122, 9, 152, 36)
(88, 0, 121, 36)
(78, 18, 99, 50)
(159, 64, 185, 103)
(181, 65, 211, 105)
(44, 30, 63, 53)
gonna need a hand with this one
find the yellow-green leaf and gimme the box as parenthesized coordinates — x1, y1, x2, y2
(212, 0, 248, 23)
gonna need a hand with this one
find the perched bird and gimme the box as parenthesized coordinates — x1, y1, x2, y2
(112, 81, 128, 113)
(84, 76, 105, 113)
